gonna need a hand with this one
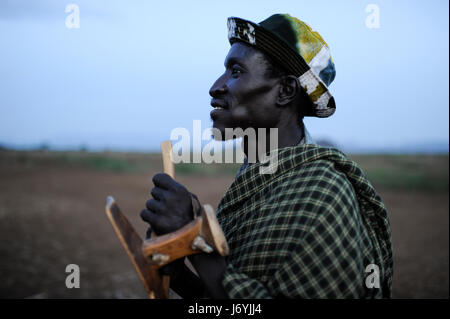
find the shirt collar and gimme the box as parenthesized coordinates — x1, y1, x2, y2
(236, 124, 315, 177)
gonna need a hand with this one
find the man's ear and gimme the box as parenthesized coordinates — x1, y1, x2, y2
(276, 75, 300, 106)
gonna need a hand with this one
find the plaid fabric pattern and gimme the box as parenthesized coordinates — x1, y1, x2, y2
(216, 144, 393, 298)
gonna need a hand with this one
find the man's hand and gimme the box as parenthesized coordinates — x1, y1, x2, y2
(140, 173, 194, 235)
(139, 173, 228, 298)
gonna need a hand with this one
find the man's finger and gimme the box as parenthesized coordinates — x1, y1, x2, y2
(152, 173, 176, 190)
(150, 187, 166, 202)
(146, 198, 164, 214)
(140, 209, 158, 225)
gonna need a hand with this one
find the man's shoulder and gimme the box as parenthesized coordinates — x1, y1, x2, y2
(277, 148, 354, 192)
(270, 150, 359, 214)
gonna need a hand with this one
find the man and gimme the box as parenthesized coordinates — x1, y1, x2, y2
(140, 14, 393, 298)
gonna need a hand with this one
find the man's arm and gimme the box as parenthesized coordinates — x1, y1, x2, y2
(160, 258, 206, 298)
(188, 253, 228, 298)
(154, 242, 228, 298)
(140, 173, 228, 298)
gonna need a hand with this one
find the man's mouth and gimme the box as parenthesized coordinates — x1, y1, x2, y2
(210, 99, 228, 110)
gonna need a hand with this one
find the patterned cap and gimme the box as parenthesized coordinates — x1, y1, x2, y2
(227, 14, 336, 118)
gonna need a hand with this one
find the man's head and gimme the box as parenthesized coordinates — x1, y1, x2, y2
(209, 14, 336, 140)
(209, 42, 308, 138)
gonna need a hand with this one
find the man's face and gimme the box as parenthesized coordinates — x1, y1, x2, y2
(209, 42, 281, 139)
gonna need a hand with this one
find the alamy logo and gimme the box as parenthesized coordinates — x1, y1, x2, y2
(170, 120, 279, 174)
(65, 4, 80, 29)
(365, 264, 380, 289)
(65, 264, 80, 288)
(365, 4, 380, 29)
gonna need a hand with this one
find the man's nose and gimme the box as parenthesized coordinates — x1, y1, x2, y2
(209, 75, 228, 98)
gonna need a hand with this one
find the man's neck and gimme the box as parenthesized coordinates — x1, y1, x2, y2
(242, 119, 304, 161)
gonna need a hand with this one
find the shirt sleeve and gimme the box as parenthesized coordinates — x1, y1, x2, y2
(222, 263, 273, 298)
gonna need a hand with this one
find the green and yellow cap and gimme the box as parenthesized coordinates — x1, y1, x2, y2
(227, 14, 336, 118)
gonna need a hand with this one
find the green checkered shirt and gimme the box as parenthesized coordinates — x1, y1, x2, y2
(216, 144, 393, 298)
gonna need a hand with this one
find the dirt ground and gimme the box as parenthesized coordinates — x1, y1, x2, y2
(0, 157, 448, 299)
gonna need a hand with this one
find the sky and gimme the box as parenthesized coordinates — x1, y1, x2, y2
(0, 0, 448, 152)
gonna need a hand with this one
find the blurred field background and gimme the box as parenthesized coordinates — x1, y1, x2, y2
(0, 149, 447, 299)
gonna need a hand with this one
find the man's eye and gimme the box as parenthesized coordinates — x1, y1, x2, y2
(231, 66, 242, 76)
